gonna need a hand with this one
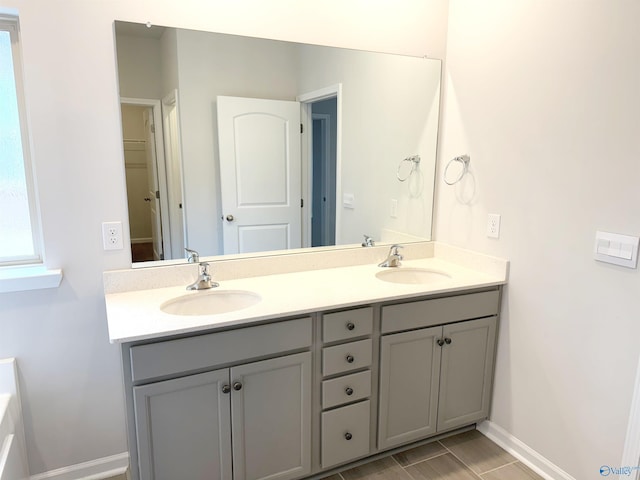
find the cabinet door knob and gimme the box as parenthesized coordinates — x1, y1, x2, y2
(221, 384, 231, 394)
(345, 387, 354, 396)
(444, 337, 452, 345)
(346, 355, 355, 363)
(344, 432, 353, 441)
(346, 322, 355, 331)
(233, 381, 243, 391)
(437, 338, 445, 347)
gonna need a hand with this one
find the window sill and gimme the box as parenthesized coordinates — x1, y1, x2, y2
(0, 265, 63, 293)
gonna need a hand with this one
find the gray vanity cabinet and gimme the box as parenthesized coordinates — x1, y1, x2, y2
(378, 290, 499, 450)
(133, 369, 232, 480)
(126, 317, 313, 480)
(132, 351, 311, 480)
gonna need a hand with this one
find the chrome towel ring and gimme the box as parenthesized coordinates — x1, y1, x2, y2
(397, 155, 421, 182)
(444, 154, 470, 185)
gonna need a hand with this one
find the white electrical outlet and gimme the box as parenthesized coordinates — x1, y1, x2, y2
(487, 214, 501, 239)
(102, 221, 124, 250)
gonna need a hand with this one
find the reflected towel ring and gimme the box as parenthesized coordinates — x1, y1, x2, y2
(444, 155, 470, 185)
(397, 155, 421, 182)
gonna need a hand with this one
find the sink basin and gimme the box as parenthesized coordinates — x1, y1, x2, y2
(375, 268, 451, 285)
(160, 290, 261, 316)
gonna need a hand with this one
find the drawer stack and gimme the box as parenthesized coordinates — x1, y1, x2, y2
(320, 307, 373, 469)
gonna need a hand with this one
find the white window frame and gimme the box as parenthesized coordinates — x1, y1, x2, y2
(0, 14, 61, 292)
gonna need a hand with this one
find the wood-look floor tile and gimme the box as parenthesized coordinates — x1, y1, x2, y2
(341, 456, 413, 480)
(481, 462, 544, 480)
(404, 453, 481, 480)
(439, 430, 515, 475)
(393, 441, 447, 466)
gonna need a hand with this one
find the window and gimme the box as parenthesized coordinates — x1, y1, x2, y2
(0, 15, 41, 266)
(0, 14, 60, 292)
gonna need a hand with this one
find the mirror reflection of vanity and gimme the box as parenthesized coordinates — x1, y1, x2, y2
(114, 21, 442, 265)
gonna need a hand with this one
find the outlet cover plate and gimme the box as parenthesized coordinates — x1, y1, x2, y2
(102, 221, 124, 250)
(487, 214, 501, 239)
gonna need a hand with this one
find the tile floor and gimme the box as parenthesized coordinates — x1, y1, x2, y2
(107, 430, 543, 480)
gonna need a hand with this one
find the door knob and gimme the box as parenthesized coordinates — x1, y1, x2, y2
(221, 384, 231, 394)
(226, 215, 234, 222)
(233, 381, 243, 391)
(437, 338, 445, 347)
(144, 197, 151, 202)
(444, 338, 452, 345)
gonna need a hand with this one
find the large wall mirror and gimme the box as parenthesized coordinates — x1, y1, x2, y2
(114, 21, 442, 265)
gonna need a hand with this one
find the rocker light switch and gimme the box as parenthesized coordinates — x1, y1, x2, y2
(594, 231, 639, 268)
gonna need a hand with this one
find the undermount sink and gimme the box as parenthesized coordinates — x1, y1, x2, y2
(375, 267, 451, 285)
(160, 290, 261, 316)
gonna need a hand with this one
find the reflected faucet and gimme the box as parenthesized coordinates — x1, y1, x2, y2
(378, 244, 404, 268)
(184, 248, 219, 290)
(362, 235, 375, 247)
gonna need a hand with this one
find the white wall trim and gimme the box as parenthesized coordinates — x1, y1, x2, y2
(477, 421, 576, 480)
(29, 452, 128, 480)
(619, 352, 640, 480)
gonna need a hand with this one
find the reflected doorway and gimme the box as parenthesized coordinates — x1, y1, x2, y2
(120, 99, 169, 262)
(311, 98, 337, 247)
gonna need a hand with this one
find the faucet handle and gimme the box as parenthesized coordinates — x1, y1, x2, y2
(185, 248, 199, 263)
(390, 244, 404, 256)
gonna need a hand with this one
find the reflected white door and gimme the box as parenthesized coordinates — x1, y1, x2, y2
(217, 96, 302, 254)
(143, 109, 163, 260)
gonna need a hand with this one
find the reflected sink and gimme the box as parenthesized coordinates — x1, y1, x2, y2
(376, 268, 451, 285)
(160, 290, 261, 316)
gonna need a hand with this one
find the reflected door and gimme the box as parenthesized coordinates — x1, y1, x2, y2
(217, 96, 302, 254)
(143, 109, 164, 260)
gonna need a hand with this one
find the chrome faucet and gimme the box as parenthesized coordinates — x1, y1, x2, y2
(184, 248, 219, 290)
(362, 235, 375, 247)
(186, 261, 219, 291)
(378, 244, 404, 267)
(185, 247, 200, 263)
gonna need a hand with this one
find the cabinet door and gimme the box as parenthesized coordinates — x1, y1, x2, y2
(133, 369, 232, 480)
(437, 316, 497, 432)
(378, 326, 441, 449)
(231, 352, 312, 480)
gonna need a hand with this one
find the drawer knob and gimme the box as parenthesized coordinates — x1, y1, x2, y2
(233, 381, 243, 391)
(346, 354, 355, 363)
(221, 384, 231, 394)
(444, 337, 452, 345)
(344, 432, 353, 441)
(437, 338, 445, 347)
(345, 387, 354, 396)
(346, 322, 355, 331)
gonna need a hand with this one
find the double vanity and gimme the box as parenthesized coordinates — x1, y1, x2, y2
(103, 242, 508, 480)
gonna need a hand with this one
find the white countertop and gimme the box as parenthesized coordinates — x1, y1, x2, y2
(104, 246, 508, 343)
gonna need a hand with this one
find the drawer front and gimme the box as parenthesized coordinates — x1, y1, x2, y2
(322, 371, 371, 409)
(381, 289, 500, 334)
(321, 400, 370, 468)
(322, 339, 372, 377)
(322, 307, 373, 343)
(130, 317, 312, 382)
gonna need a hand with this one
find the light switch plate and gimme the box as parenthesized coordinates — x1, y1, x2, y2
(594, 231, 639, 268)
(343, 193, 355, 209)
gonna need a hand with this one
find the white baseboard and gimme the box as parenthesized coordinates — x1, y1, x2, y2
(477, 421, 576, 480)
(29, 452, 128, 480)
